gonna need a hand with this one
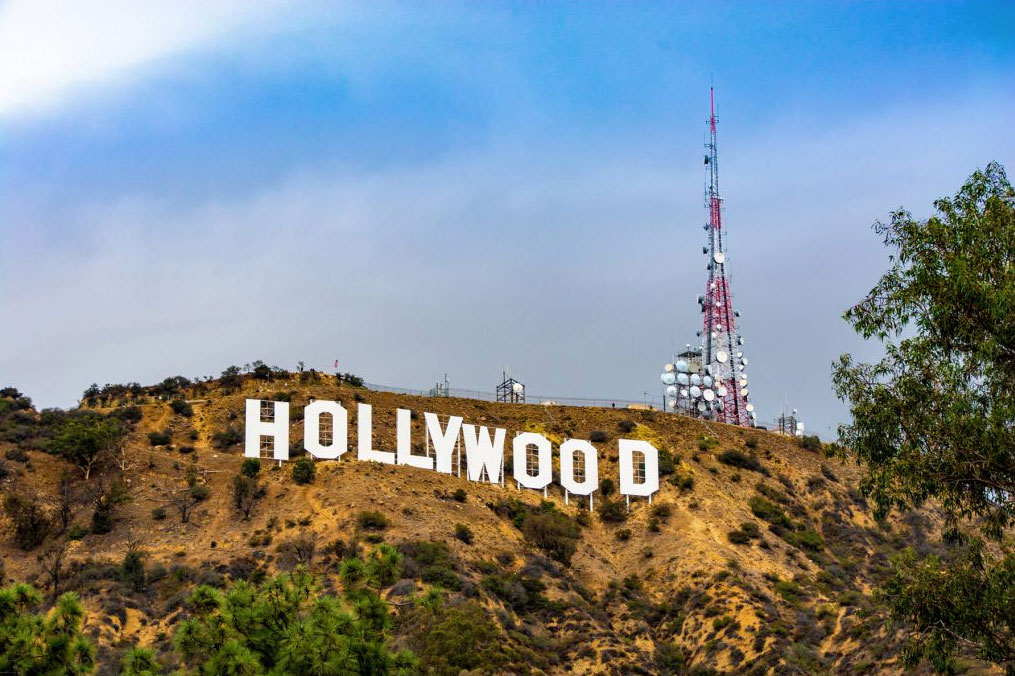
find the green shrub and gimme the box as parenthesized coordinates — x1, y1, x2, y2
(402, 601, 507, 674)
(740, 521, 761, 538)
(616, 528, 632, 541)
(291, 457, 316, 484)
(454, 523, 473, 545)
(658, 448, 676, 476)
(655, 642, 686, 673)
(3, 492, 51, 550)
(170, 399, 193, 417)
(598, 499, 627, 523)
(799, 435, 822, 452)
(589, 430, 608, 443)
(669, 472, 695, 491)
(599, 478, 616, 496)
(240, 458, 261, 478)
(452, 488, 467, 503)
(718, 449, 766, 474)
(727, 529, 750, 545)
(744, 436, 759, 450)
(521, 510, 580, 564)
(148, 430, 171, 446)
(151, 507, 167, 521)
(358, 510, 390, 531)
(618, 420, 636, 433)
(212, 425, 243, 448)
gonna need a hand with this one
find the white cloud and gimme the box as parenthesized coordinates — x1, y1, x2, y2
(0, 0, 288, 118)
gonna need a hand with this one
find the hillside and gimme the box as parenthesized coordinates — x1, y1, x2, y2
(0, 372, 991, 675)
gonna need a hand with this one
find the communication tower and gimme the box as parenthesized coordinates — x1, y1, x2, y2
(660, 88, 756, 426)
(496, 370, 525, 404)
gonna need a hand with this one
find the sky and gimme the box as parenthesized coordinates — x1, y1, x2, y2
(1, 1, 1013, 438)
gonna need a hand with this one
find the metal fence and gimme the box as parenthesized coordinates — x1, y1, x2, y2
(364, 381, 828, 441)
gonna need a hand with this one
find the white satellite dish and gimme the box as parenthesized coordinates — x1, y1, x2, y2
(664, 363, 674, 373)
(676, 360, 689, 373)
(512, 382, 524, 394)
(749, 410, 757, 419)
(677, 373, 689, 385)
(666, 385, 677, 396)
(690, 385, 702, 398)
(696, 401, 707, 412)
(716, 385, 728, 397)
(703, 389, 715, 402)
(740, 378, 748, 386)
(680, 388, 689, 397)
(661, 372, 676, 385)
(741, 357, 749, 366)
(738, 337, 744, 345)
(716, 350, 728, 363)
(740, 388, 749, 397)
(746, 403, 755, 412)
(703, 375, 713, 388)
(668, 398, 677, 409)
(714, 251, 725, 264)
(792, 408, 798, 415)
(796, 422, 805, 431)
(690, 374, 701, 386)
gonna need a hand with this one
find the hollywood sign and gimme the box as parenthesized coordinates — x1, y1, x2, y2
(244, 399, 659, 503)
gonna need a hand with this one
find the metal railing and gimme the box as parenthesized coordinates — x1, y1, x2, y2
(364, 382, 654, 410)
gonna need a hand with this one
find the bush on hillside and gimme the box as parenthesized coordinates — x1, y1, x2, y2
(358, 511, 390, 531)
(718, 449, 767, 474)
(291, 457, 316, 485)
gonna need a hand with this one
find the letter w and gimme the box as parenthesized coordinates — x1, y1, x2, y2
(462, 424, 505, 484)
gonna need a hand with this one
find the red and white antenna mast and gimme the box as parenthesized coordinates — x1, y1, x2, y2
(701, 87, 753, 425)
(660, 88, 755, 426)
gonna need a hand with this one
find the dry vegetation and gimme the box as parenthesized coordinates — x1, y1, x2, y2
(0, 371, 997, 675)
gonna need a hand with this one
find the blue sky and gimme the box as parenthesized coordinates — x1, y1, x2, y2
(1, 1, 1013, 437)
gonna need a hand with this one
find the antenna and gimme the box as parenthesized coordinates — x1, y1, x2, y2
(659, 86, 756, 426)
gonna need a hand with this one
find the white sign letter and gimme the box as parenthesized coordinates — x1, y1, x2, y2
(396, 408, 432, 470)
(245, 399, 289, 461)
(424, 412, 463, 474)
(560, 439, 599, 495)
(357, 403, 395, 464)
(512, 432, 552, 490)
(304, 400, 347, 459)
(462, 424, 506, 484)
(619, 439, 659, 497)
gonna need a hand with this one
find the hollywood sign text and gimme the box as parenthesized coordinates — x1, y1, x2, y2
(244, 399, 659, 500)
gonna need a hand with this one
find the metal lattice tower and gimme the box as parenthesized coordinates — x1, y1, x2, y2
(661, 89, 756, 426)
(699, 87, 753, 426)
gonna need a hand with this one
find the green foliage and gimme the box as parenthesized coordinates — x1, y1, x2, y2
(290, 457, 316, 485)
(358, 511, 390, 531)
(654, 641, 687, 674)
(453, 523, 473, 545)
(833, 163, 1015, 669)
(451, 488, 467, 503)
(365, 545, 403, 588)
(669, 472, 695, 491)
(727, 529, 750, 545)
(122, 546, 147, 593)
(119, 647, 163, 676)
(520, 509, 580, 564)
(0, 584, 96, 675)
(232, 474, 262, 519)
(169, 399, 193, 417)
(599, 477, 616, 496)
(401, 601, 507, 675)
(147, 430, 171, 447)
(211, 425, 243, 448)
(717, 449, 766, 474)
(50, 415, 126, 479)
(598, 499, 628, 524)
(589, 430, 608, 443)
(749, 495, 793, 531)
(3, 491, 51, 550)
(173, 569, 414, 675)
(240, 458, 261, 478)
(658, 448, 676, 476)
(399, 541, 461, 591)
(799, 435, 822, 452)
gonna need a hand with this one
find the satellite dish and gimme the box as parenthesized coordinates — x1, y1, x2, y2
(741, 357, 749, 366)
(704, 365, 713, 376)
(696, 401, 707, 412)
(512, 382, 524, 394)
(666, 385, 677, 396)
(690, 385, 701, 398)
(749, 411, 757, 419)
(716, 399, 724, 411)
(716, 351, 728, 363)
(740, 388, 749, 397)
(690, 374, 701, 386)
(737, 337, 744, 345)
(703, 389, 715, 402)
(792, 408, 798, 415)
(716, 385, 728, 397)
(676, 360, 689, 373)
(714, 251, 725, 264)
(664, 363, 675, 373)
(680, 388, 689, 397)
(746, 403, 755, 412)
(796, 422, 805, 431)
(661, 372, 676, 385)
(668, 398, 677, 409)
(740, 378, 748, 386)
(676, 373, 689, 386)
(703, 375, 713, 388)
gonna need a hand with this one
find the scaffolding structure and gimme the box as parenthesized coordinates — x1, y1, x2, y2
(496, 371, 525, 404)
